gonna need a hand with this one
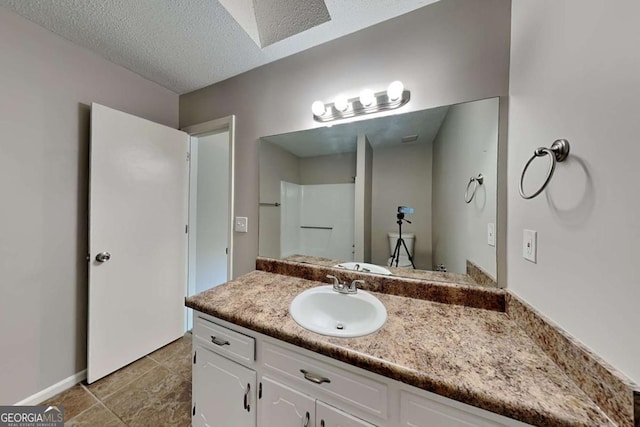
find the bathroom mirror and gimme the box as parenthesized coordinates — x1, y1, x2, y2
(258, 97, 499, 286)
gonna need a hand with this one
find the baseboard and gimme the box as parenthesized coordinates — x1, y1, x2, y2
(14, 370, 87, 406)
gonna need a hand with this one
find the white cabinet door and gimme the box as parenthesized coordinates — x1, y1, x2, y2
(193, 345, 256, 427)
(316, 400, 377, 427)
(259, 376, 315, 427)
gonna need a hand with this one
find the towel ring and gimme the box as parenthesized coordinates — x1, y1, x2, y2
(464, 174, 484, 203)
(519, 139, 570, 200)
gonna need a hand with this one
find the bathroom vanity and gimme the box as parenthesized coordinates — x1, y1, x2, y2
(185, 267, 617, 427)
(190, 311, 530, 427)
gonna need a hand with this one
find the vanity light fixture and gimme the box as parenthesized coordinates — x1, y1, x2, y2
(311, 80, 410, 122)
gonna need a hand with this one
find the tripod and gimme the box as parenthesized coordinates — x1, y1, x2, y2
(389, 212, 416, 269)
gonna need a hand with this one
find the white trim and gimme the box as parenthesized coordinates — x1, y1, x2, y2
(187, 135, 199, 316)
(15, 370, 87, 406)
(227, 116, 236, 281)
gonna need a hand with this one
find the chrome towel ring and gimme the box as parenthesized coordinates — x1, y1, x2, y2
(519, 139, 570, 200)
(464, 174, 484, 203)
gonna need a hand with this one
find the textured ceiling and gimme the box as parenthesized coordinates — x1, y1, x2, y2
(0, 0, 440, 94)
(261, 106, 450, 158)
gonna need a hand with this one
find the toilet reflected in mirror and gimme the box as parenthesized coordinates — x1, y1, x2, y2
(387, 232, 415, 268)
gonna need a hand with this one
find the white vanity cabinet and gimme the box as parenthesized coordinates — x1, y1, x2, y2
(192, 312, 531, 427)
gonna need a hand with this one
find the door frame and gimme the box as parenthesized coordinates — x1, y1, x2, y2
(182, 116, 236, 320)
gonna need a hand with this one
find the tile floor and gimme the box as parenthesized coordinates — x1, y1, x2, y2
(40, 334, 192, 426)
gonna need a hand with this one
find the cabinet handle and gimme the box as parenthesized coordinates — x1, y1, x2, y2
(211, 336, 230, 346)
(321, 420, 325, 427)
(300, 369, 331, 384)
(243, 383, 250, 412)
(303, 411, 310, 427)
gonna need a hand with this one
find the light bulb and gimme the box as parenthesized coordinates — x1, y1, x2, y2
(334, 96, 349, 112)
(311, 101, 326, 116)
(359, 89, 376, 107)
(387, 80, 404, 101)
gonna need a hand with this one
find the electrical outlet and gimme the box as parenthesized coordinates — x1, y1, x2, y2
(523, 229, 537, 263)
(487, 223, 496, 247)
(235, 217, 248, 233)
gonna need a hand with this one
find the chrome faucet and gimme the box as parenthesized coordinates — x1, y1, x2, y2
(326, 275, 363, 294)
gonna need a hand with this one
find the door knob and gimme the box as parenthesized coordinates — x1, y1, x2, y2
(96, 252, 111, 262)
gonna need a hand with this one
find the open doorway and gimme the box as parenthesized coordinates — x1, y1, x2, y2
(183, 117, 235, 330)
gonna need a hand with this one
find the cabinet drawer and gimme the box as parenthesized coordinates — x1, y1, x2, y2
(400, 391, 529, 427)
(194, 315, 255, 363)
(262, 342, 388, 419)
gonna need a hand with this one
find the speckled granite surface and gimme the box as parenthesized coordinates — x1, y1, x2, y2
(258, 257, 505, 311)
(466, 260, 498, 287)
(283, 254, 478, 285)
(185, 271, 613, 427)
(507, 293, 639, 427)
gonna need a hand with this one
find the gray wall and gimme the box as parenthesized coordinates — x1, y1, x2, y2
(509, 0, 640, 382)
(432, 98, 498, 277)
(180, 0, 512, 277)
(0, 8, 178, 404)
(299, 152, 356, 185)
(371, 143, 433, 269)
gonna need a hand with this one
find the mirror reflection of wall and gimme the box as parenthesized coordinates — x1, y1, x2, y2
(189, 130, 231, 295)
(259, 97, 499, 285)
(258, 140, 356, 260)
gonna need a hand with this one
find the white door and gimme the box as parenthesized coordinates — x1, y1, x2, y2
(88, 103, 188, 383)
(193, 345, 256, 427)
(258, 376, 315, 427)
(316, 401, 377, 427)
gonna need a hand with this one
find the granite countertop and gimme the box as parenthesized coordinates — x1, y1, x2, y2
(185, 271, 613, 427)
(283, 254, 478, 286)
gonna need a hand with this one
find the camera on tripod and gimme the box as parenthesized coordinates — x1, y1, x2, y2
(397, 206, 414, 215)
(389, 206, 416, 269)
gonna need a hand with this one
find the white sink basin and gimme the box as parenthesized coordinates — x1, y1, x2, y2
(289, 286, 387, 337)
(334, 262, 392, 276)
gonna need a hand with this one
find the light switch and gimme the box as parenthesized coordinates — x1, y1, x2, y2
(487, 223, 496, 247)
(235, 216, 248, 233)
(523, 229, 537, 263)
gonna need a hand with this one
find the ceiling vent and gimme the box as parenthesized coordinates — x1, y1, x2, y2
(401, 135, 419, 143)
